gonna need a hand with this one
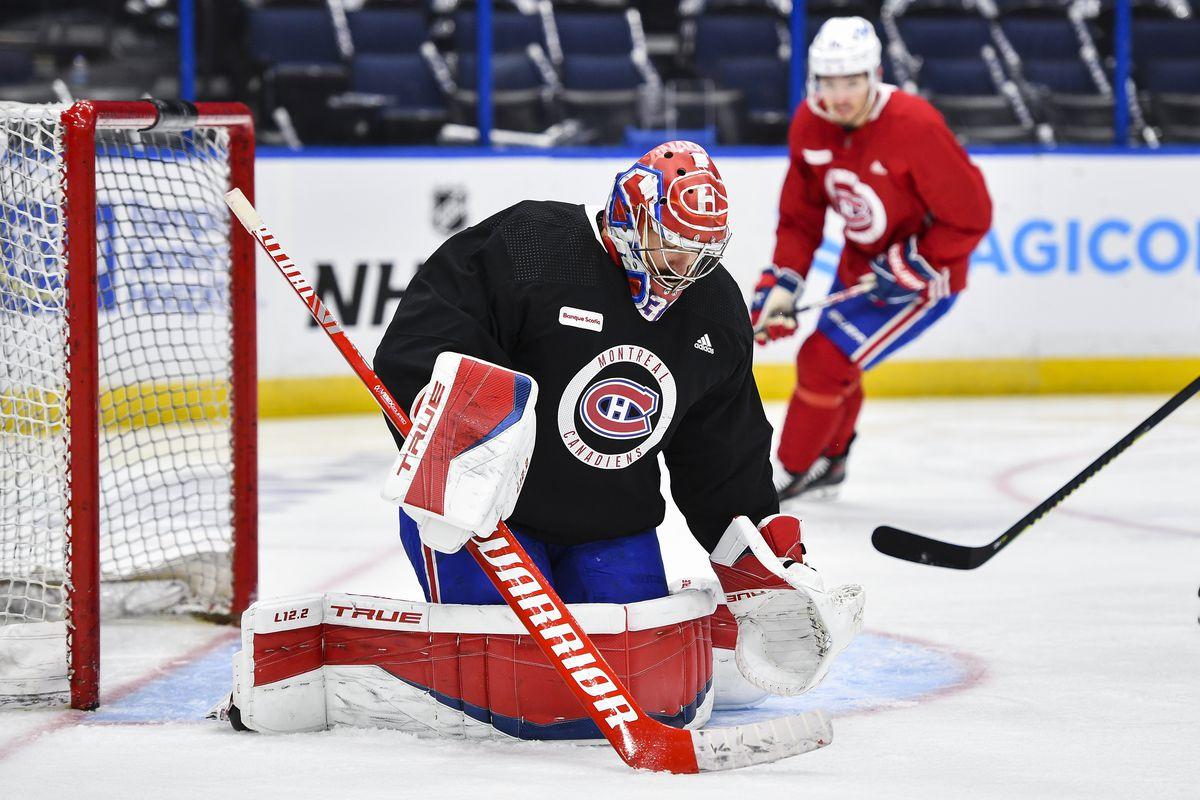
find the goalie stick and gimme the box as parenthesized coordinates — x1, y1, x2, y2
(873, 374, 1200, 570)
(223, 189, 832, 773)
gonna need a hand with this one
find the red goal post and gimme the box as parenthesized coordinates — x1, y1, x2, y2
(0, 100, 258, 710)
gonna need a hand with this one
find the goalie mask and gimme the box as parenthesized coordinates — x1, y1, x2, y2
(603, 141, 731, 322)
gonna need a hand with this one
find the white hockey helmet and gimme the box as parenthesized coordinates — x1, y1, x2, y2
(808, 16, 882, 80)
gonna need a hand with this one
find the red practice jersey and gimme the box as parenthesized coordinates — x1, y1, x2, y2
(772, 86, 992, 293)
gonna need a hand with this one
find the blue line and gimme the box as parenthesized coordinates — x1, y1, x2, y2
(179, 0, 195, 102)
(477, 0, 493, 147)
(1114, 0, 1132, 145)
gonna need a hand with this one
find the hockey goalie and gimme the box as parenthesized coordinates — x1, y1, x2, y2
(219, 142, 865, 740)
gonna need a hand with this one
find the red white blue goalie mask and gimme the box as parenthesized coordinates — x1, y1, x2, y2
(602, 141, 731, 322)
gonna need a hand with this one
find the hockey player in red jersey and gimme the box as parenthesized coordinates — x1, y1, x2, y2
(751, 17, 993, 502)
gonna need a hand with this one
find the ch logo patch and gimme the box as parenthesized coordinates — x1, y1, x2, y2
(824, 168, 887, 245)
(557, 345, 678, 470)
(580, 379, 660, 439)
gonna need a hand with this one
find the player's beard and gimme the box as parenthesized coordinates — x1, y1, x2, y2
(829, 88, 874, 129)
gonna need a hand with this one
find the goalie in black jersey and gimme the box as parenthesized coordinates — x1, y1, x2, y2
(369, 141, 864, 732)
(218, 143, 863, 743)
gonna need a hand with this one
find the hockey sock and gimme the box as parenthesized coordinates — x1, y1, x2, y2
(776, 334, 861, 474)
(825, 384, 863, 458)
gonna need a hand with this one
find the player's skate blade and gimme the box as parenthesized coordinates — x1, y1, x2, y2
(775, 454, 846, 503)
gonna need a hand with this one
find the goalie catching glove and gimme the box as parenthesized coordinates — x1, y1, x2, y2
(710, 515, 864, 696)
(381, 352, 537, 553)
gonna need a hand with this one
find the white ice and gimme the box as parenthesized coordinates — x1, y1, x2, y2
(1, 395, 1198, 799)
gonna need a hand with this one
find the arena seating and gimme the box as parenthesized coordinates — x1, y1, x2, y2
(1133, 17, 1200, 142)
(0, 0, 1192, 147)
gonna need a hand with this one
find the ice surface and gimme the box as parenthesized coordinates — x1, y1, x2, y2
(1, 396, 1197, 798)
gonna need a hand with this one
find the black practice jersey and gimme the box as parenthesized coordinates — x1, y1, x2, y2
(374, 200, 778, 551)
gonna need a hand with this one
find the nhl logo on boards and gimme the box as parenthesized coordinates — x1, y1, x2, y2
(431, 185, 468, 235)
(693, 333, 714, 354)
(557, 345, 677, 470)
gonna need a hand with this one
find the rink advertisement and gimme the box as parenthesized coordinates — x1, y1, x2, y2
(252, 153, 1200, 412)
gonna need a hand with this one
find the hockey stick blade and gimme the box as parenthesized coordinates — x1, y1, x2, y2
(873, 374, 1200, 570)
(871, 526, 992, 570)
(691, 710, 832, 771)
(224, 188, 834, 773)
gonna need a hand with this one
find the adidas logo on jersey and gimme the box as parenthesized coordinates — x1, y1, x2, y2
(693, 333, 715, 354)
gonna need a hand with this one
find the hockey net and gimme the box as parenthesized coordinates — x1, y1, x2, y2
(0, 101, 257, 709)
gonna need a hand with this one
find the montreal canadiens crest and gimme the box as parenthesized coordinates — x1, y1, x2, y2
(558, 345, 677, 469)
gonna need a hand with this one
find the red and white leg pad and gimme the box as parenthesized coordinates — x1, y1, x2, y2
(226, 587, 718, 741)
(381, 352, 538, 554)
(711, 516, 865, 697)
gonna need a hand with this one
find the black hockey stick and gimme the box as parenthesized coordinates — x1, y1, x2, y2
(873, 374, 1200, 570)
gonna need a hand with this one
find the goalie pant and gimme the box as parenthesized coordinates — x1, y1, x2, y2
(229, 589, 722, 740)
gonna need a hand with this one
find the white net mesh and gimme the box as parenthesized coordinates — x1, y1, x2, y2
(1, 103, 238, 664)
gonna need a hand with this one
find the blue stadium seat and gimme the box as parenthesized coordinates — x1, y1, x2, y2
(1141, 58, 1200, 93)
(351, 53, 444, 109)
(693, 15, 782, 60)
(247, 8, 341, 66)
(560, 54, 645, 91)
(347, 9, 427, 54)
(1140, 58, 1200, 142)
(454, 10, 547, 54)
(1022, 58, 1097, 93)
(1132, 19, 1200, 60)
(455, 51, 545, 92)
(454, 49, 554, 134)
(919, 58, 996, 95)
(553, 11, 637, 57)
(993, 0, 1074, 14)
(0, 47, 34, 84)
(1001, 18, 1081, 57)
(712, 57, 787, 115)
(898, 17, 992, 58)
(559, 53, 652, 143)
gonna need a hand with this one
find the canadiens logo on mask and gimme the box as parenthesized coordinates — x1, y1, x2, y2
(602, 141, 731, 322)
(558, 345, 678, 469)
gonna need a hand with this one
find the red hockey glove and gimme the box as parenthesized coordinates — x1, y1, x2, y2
(867, 236, 951, 306)
(749, 266, 805, 345)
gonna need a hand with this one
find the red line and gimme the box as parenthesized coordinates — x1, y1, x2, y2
(314, 542, 409, 593)
(0, 628, 238, 763)
(839, 629, 989, 718)
(993, 452, 1199, 539)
